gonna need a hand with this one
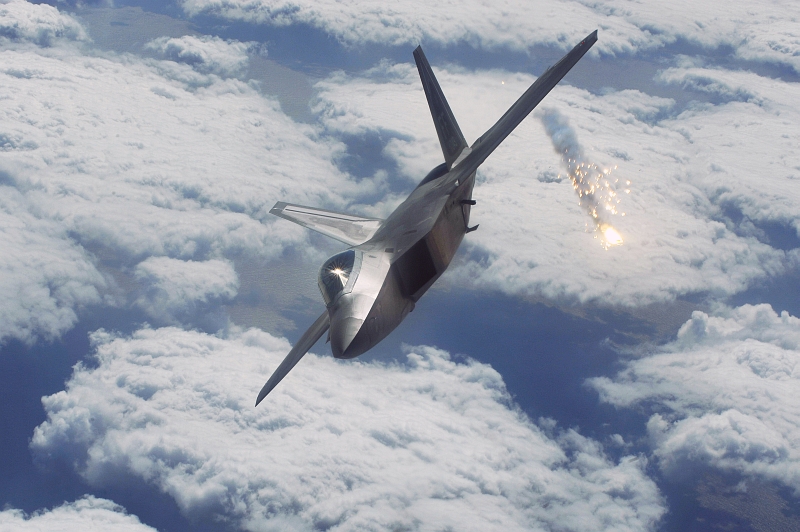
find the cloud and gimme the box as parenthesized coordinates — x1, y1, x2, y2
(32, 326, 665, 530)
(589, 304, 800, 493)
(0, 0, 88, 47)
(133, 257, 239, 327)
(0, 185, 106, 344)
(0, 10, 372, 342)
(312, 61, 798, 306)
(178, 0, 800, 71)
(582, 0, 800, 72)
(145, 35, 254, 77)
(0, 496, 156, 532)
(312, 64, 442, 188)
(179, 0, 647, 55)
(3, 2, 796, 343)
(655, 63, 800, 240)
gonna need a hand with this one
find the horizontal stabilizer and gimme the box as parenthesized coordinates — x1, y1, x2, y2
(255, 310, 330, 406)
(414, 46, 469, 169)
(270, 202, 383, 246)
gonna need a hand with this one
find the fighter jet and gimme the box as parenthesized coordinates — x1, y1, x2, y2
(256, 30, 598, 406)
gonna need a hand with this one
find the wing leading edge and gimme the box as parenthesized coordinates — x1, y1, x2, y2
(451, 30, 598, 182)
(270, 202, 384, 246)
(255, 310, 330, 406)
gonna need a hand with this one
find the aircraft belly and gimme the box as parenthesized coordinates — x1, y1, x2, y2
(337, 263, 412, 359)
(337, 175, 476, 359)
(340, 178, 474, 358)
(368, 269, 412, 343)
(390, 175, 475, 302)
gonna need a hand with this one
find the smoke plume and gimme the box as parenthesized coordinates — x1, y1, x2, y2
(539, 108, 627, 248)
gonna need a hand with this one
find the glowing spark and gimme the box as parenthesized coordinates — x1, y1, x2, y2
(539, 108, 630, 250)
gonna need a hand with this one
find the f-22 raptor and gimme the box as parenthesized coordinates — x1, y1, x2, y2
(256, 30, 598, 406)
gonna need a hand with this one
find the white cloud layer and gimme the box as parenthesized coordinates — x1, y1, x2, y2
(0, 185, 107, 344)
(0, 6, 371, 342)
(313, 61, 800, 305)
(655, 60, 800, 236)
(0, 43, 352, 261)
(178, 0, 800, 71)
(0, 0, 88, 47)
(32, 326, 665, 531)
(0, 496, 156, 532)
(133, 257, 239, 325)
(590, 304, 800, 493)
(2, 1, 796, 339)
(145, 34, 253, 77)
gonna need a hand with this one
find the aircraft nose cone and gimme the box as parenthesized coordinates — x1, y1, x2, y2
(330, 316, 364, 358)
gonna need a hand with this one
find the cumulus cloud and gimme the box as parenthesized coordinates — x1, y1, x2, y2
(0, 10, 373, 342)
(590, 304, 800, 493)
(133, 257, 239, 327)
(0, 496, 156, 532)
(3, 1, 796, 342)
(178, 0, 645, 55)
(178, 0, 800, 71)
(0, 185, 106, 344)
(312, 62, 445, 208)
(583, 0, 800, 72)
(656, 63, 800, 240)
(313, 61, 798, 306)
(145, 34, 254, 77)
(0, 0, 88, 46)
(32, 326, 665, 531)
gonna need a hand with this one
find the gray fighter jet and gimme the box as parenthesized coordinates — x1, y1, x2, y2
(256, 30, 598, 406)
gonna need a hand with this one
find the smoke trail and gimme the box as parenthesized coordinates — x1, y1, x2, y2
(539, 108, 627, 249)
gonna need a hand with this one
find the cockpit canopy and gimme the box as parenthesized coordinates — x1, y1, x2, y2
(318, 249, 361, 306)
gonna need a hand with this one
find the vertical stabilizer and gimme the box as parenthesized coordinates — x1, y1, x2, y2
(413, 46, 469, 169)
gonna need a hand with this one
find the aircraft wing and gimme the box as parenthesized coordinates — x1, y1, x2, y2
(270, 202, 384, 246)
(255, 310, 330, 406)
(450, 30, 598, 182)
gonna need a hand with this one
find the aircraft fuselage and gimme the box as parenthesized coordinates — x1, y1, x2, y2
(329, 167, 476, 358)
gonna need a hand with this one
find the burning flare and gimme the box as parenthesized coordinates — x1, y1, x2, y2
(539, 109, 627, 249)
(601, 224, 623, 246)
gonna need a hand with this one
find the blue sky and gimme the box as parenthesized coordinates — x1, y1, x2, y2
(2, 0, 800, 530)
